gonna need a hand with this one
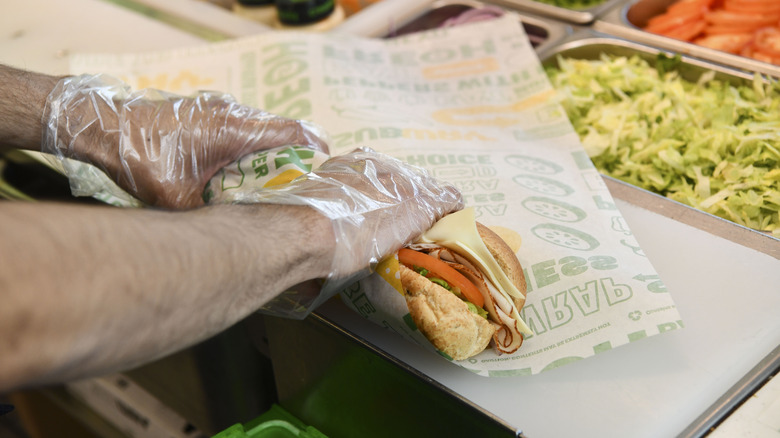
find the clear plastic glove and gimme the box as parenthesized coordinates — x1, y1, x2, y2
(41, 74, 329, 209)
(213, 147, 464, 317)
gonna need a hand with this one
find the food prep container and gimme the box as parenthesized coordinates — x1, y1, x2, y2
(335, 0, 571, 55)
(594, 0, 780, 78)
(213, 404, 328, 438)
(539, 31, 779, 259)
(487, 0, 630, 25)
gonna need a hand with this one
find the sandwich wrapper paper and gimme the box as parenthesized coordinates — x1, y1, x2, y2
(69, 14, 682, 376)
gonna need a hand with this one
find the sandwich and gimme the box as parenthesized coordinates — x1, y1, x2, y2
(398, 207, 532, 360)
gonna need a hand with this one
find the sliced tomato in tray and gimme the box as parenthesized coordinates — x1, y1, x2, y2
(753, 27, 780, 58)
(642, 0, 780, 66)
(664, 20, 708, 41)
(666, 0, 714, 14)
(723, 0, 780, 15)
(705, 23, 766, 35)
(704, 10, 780, 28)
(694, 33, 753, 54)
(741, 43, 780, 65)
(645, 9, 705, 35)
(643, 0, 714, 40)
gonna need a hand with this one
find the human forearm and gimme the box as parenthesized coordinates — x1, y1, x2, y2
(0, 202, 333, 391)
(0, 65, 62, 151)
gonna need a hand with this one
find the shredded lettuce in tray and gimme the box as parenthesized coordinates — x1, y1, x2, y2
(545, 54, 780, 237)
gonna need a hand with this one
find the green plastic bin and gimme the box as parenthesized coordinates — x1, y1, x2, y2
(214, 404, 328, 438)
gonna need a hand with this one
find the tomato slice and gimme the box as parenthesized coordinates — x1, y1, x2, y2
(646, 14, 703, 34)
(398, 248, 485, 308)
(694, 33, 754, 53)
(742, 42, 780, 64)
(753, 27, 780, 58)
(675, 0, 715, 5)
(668, 0, 716, 9)
(704, 23, 766, 35)
(705, 10, 780, 27)
(724, 0, 780, 14)
(646, 8, 706, 34)
(663, 20, 707, 41)
(666, 0, 710, 16)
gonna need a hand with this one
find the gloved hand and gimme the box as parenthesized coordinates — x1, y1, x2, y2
(214, 147, 464, 317)
(41, 74, 328, 209)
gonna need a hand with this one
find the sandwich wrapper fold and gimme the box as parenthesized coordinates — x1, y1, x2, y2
(65, 13, 682, 376)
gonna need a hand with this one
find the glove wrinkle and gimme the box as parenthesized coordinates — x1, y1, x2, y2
(42, 74, 330, 209)
(207, 146, 463, 317)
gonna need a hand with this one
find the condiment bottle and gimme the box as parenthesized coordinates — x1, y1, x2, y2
(273, 0, 345, 32)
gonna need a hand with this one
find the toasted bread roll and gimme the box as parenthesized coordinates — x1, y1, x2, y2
(477, 223, 527, 307)
(400, 265, 496, 360)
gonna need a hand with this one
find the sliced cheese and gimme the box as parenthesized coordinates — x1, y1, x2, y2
(420, 208, 533, 335)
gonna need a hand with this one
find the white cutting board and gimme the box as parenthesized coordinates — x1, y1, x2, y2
(318, 197, 780, 438)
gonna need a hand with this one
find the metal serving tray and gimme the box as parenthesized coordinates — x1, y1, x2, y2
(336, 0, 571, 55)
(486, 0, 630, 25)
(540, 31, 780, 259)
(594, 0, 780, 78)
(384, 0, 570, 55)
